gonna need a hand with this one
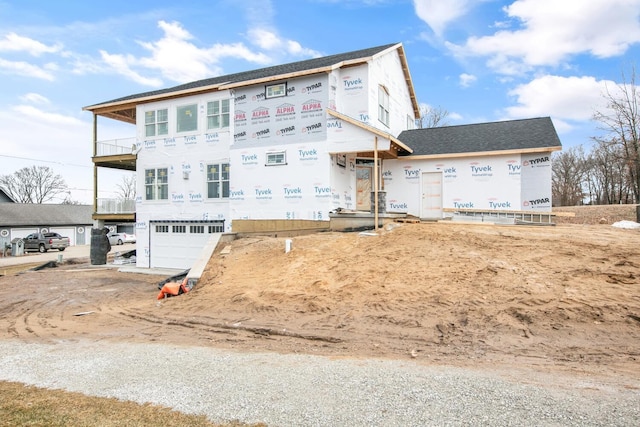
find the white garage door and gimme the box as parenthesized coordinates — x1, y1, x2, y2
(10, 228, 38, 239)
(150, 221, 224, 270)
(49, 227, 76, 246)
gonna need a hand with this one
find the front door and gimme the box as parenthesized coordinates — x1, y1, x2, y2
(421, 172, 443, 219)
(356, 166, 372, 211)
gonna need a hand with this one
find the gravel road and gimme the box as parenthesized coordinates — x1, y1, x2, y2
(0, 339, 638, 426)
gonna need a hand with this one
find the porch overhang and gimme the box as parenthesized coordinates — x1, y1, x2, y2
(326, 109, 413, 159)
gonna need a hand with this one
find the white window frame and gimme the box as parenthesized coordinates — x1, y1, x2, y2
(145, 108, 168, 137)
(407, 114, 416, 130)
(176, 103, 198, 133)
(266, 83, 287, 99)
(207, 99, 230, 129)
(144, 168, 169, 201)
(378, 85, 390, 127)
(206, 163, 230, 199)
(266, 151, 287, 166)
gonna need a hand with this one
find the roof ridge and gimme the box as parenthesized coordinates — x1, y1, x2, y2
(85, 43, 399, 109)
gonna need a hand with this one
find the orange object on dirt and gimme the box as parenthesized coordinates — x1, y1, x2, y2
(157, 278, 190, 300)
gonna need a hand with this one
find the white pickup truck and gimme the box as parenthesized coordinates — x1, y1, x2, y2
(24, 232, 70, 253)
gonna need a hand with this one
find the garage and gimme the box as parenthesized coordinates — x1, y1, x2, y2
(48, 227, 76, 246)
(150, 220, 224, 269)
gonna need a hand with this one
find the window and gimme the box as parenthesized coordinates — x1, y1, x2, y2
(208, 224, 224, 233)
(378, 85, 390, 127)
(156, 225, 169, 233)
(207, 163, 230, 199)
(145, 109, 168, 137)
(266, 151, 286, 166)
(176, 104, 198, 132)
(266, 83, 286, 99)
(172, 225, 186, 233)
(207, 99, 230, 129)
(190, 225, 205, 234)
(145, 168, 169, 200)
(407, 114, 416, 130)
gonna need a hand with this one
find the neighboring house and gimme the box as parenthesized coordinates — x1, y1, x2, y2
(0, 204, 93, 249)
(84, 42, 561, 270)
(0, 188, 15, 203)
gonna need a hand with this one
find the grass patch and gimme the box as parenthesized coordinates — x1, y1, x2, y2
(0, 381, 265, 427)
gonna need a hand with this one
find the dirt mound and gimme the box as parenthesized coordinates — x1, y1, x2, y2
(1, 221, 639, 380)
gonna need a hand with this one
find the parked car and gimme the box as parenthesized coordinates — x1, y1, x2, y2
(107, 232, 136, 245)
(24, 232, 70, 253)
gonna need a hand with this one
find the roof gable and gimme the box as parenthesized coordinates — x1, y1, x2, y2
(398, 117, 562, 157)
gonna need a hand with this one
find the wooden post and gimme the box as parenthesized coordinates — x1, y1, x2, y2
(374, 136, 379, 232)
(93, 114, 98, 216)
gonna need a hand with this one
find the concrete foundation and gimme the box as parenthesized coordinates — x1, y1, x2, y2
(329, 211, 407, 232)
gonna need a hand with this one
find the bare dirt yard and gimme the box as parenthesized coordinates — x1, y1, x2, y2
(1, 206, 640, 389)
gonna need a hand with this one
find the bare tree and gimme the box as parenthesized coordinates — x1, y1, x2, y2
(593, 65, 640, 201)
(552, 146, 587, 206)
(417, 104, 450, 128)
(585, 138, 634, 204)
(0, 166, 68, 203)
(116, 174, 136, 200)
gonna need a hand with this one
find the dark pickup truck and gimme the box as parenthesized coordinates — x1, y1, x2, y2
(24, 232, 70, 253)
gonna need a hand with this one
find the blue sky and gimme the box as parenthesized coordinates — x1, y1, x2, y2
(1, 0, 639, 204)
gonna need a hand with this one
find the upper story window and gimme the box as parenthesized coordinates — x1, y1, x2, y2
(266, 83, 287, 99)
(145, 109, 168, 137)
(266, 151, 286, 166)
(207, 99, 230, 129)
(176, 104, 198, 133)
(207, 163, 230, 199)
(407, 114, 416, 130)
(378, 85, 390, 127)
(145, 168, 169, 201)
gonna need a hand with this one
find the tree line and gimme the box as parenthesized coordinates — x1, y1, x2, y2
(0, 166, 135, 204)
(553, 66, 639, 206)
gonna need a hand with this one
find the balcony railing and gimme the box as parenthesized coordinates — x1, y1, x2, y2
(96, 198, 136, 214)
(96, 137, 137, 156)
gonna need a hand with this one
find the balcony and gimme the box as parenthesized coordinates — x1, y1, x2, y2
(93, 198, 136, 222)
(93, 137, 137, 171)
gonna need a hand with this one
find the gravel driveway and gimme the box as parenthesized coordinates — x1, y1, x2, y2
(0, 339, 638, 426)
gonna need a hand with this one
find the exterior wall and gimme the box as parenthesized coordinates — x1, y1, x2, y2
(134, 90, 233, 267)
(381, 152, 554, 217)
(368, 49, 416, 136)
(521, 152, 553, 211)
(230, 73, 333, 221)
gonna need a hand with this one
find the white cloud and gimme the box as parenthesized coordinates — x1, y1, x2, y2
(0, 32, 63, 56)
(95, 20, 322, 85)
(11, 105, 84, 127)
(134, 20, 272, 84)
(0, 58, 56, 80)
(449, 0, 640, 74)
(19, 93, 50, 105)
(503, 75, 616, 131)
(413, 0, 474, 37)
(99, 50, 164, 87)
(459, 73, 477, 87)
(247, 28, 323, 57)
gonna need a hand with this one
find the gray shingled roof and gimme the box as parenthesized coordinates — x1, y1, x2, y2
(87, 43, 398, 107)
(398, 117, 561, 156)
(0, 204, 93, 227)
(0, 188, 15, 203)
